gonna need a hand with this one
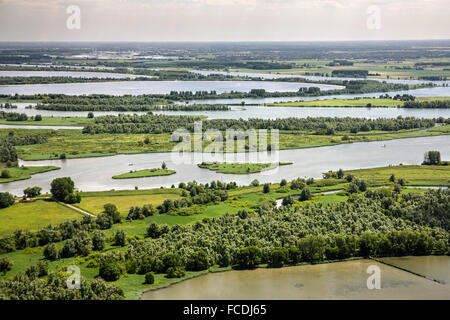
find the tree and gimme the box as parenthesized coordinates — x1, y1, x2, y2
(166, 266, 185, 278)
(50, 177, 75, 202)
(251, 179, 260, 187)
(161, 162, 167, 170)
(99, 262, 122, 282)
(186, 250, 209, 271)
(268, 247, 289, 268)
(103, 203, 122, 224)
(144, 272, 155, 284)
(280, 179, 287, 187)
(1, 169, 11, 179)
(263, 183, 270, 193)
(24, 265, 39, 280)
(0, 192, 15, 208)
(423, 151, 441, 165)
(147, 222, 161, 239)
(398, 178, 406, 186)
(282, 195, 294, 206)
(64, 192, 81, 204)
(23, 186, 42, 198)
(34, 115, 42, 121)
(43, 243, 59, 261)
(299, 188, 312, 201)
(290, 178, 306, 190)
(92, 230, 106, 251)
(37, 261, 48, 277)
(87, 112, 94, 119)
(236, 246, 262, 269)
(114, 229, 126, 247)
(389, 174, 396, 183)
(238, 210, 248, 219)
(0, 257, 13, 274)
(337, 168, 344, 179)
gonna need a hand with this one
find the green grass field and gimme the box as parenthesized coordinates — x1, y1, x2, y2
(1, 163, 446, 299)
(0, 166, 60, 183)
(112, 168, 176, 179)
(230, 57, 450, 80)
(0, 117, 93, 127)
(75, 193, 182, 216)
(6, 125, 448, 161)
(347, 165, 450, 186)
(197, 161, 292, 174)
(0, 200, 83, 237)
(268, 97, 450, 108)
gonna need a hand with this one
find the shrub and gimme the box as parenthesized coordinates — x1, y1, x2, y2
(0, 257, 13, 274)
(299, 188, 312, 201)
(43, 243, 59, 261)
(99, 262, 122, 282)
(114, 230, 126, 247)
(0, 192, 15, 208)
(144, 272, 155, 284)
(64, 192, 81, 204)
(1, 170, 11, 179)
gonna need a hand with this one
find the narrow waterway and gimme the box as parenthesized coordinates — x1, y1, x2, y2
(0, 135, 448, 195)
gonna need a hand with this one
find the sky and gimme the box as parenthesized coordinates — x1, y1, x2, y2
(0, 0, 448, 42)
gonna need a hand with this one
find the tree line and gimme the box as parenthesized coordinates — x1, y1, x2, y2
(82, 114, 439, 135)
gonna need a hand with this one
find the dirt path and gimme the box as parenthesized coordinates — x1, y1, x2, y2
(58, 202, 96, 217)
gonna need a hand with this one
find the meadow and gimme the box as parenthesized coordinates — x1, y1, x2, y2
(112, 169, 176, 179)
(0, 166, 60, 183)
(0, 200, 82, 237)
(6, 125, 449, 161)
(347, 165, 450, 186)
(268, 97, 450, 108)
(197, 161, 292, 174)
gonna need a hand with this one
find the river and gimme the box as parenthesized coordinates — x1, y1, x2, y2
(190, 69, 450, 86)
(0, 135, 448, 195)
(0, 70, 149, 79)
(0, 80, 343, 96)
(3, 101, 450, 120)
(142, 258, 450, 300)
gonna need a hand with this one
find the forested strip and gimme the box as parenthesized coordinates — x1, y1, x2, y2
(403, 100, 450, 108)
(82, 114, 440, 134)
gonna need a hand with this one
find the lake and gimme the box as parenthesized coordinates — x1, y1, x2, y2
(142, 258, 450, 300)
(0, 70, 146, 79)
(190, 69, 450, 86)
(0, 80, 343, 96)
(1, 135, 448, 195)
(379, 256, 450, 285)
(3, 102, 450, 120)
(185, 86, 450, 105)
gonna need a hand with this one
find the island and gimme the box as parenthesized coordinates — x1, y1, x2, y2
(112, 168, 176, 179)
(197, 161, 293, 174)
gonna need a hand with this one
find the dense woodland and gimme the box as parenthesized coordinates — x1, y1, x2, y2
(403, 100, 450, 109)
(0, 187, 448, 299)
(82, 114, 440, 135)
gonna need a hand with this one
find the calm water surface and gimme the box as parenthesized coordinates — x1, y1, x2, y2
(0, 71, 146, 79)
(1, 135, 448, 195)
(379, 256, 450, 285)
(3, 102, 450, 120)
(0, 81, 342, 96)
(142, 259, 450, 300)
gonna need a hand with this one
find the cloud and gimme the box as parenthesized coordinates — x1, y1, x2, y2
(0, 0, 448, 41)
